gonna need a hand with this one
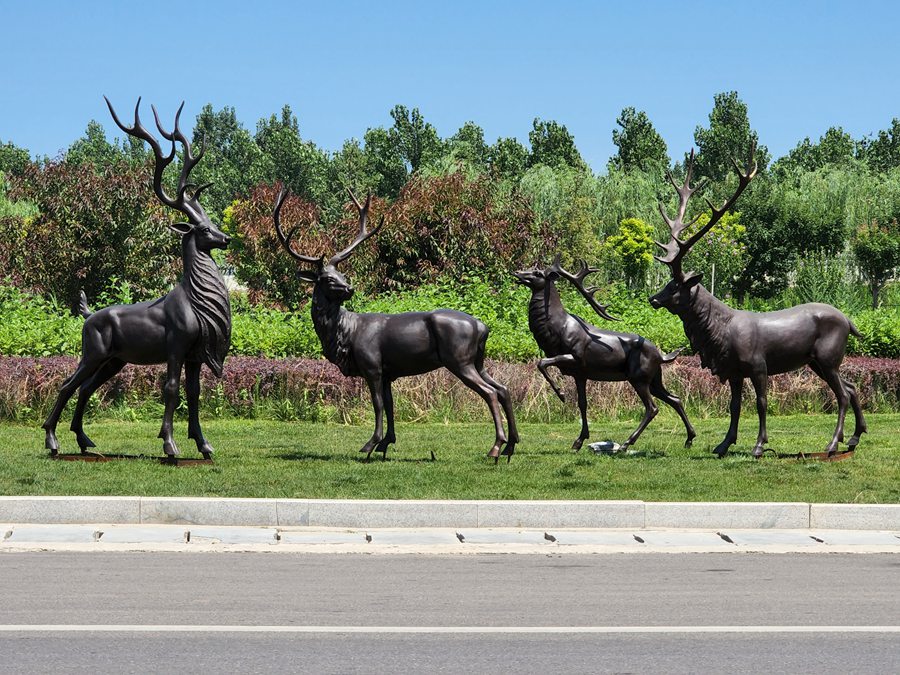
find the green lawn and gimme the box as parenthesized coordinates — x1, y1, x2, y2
(1, 412, 898, 502)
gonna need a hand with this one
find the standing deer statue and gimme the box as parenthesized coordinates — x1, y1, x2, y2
(513, 255, 695, 452)
(274, 188, 518, 462)
(42, 97, 231, 459)
(649, 143, 866, 457)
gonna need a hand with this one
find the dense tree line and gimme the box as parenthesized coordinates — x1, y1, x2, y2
(2, 91, 900, 313)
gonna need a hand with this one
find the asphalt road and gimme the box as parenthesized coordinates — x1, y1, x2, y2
(1, 552, 898, 673)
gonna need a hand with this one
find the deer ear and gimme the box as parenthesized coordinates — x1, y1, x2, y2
(297, 269, 319, 283)
(683, 271, 703, 288)
(169, 221, 193, 235)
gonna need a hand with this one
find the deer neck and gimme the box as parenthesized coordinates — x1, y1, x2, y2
(527, 283, 568, 354)
(181, 233, 231, 377)
(311, 285, 356, 375)
(679, 284, 735, 379)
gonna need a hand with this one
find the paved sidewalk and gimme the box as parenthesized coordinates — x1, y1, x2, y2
(2, 524, 898, 554)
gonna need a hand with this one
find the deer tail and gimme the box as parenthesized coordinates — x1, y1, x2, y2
(78, 290, 93, 319)
(661, 347, 685, 364)
(848, 319, 862, 339)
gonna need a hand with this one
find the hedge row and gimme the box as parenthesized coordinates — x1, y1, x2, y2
(4, 355, 899, 425)
(3, 283, 900, 361)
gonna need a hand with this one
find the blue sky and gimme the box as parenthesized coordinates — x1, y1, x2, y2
(2, 1, 899, 172)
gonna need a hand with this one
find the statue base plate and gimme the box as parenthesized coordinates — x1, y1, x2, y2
(49, 452, 213, 466)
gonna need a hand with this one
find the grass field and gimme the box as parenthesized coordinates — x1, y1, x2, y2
(2, 411, 899, 503)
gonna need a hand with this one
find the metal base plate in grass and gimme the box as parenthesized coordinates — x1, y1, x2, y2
(761, 448, 856, 462)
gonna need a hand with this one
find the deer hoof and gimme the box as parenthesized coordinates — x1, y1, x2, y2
(571, 439, 584, 452)
(847, 436, 861, 450)
(45, 432, 60, 454)
(501, 443, 515, 458)
(76, 434, 96, 452)
(684, 436, 695, 448)
(162, 441, 180, 457)
(199, 442, 215, 457)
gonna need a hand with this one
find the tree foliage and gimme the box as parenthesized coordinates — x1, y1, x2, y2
(692, 91, 770, 184)
(852, 220, 900, 308)
(609, 107, 669, 176)
(600, 217, 655, 288)
(527, 118, 586, 170)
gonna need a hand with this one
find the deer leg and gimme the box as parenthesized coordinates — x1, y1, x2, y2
(650, 374, 696, 448)
(621, 381, 658, 451)
(714, 378, 743, 457)
(42, 357, 105, 454)
(813, 365, 849, 455)
(452, 365, 507, 461)
(375, 380, 396, 458)
(537, 355, 576, 403)
(360, 375, 385, 461)
(158, 354, 185, 457)
(749, 370, 769, 458)
(184, 361, 214, 459)
(70, 359, 125, 452)
(479, 368, 518, 457)
(841, 377, 866, 450)
(572, 377, 589, 451)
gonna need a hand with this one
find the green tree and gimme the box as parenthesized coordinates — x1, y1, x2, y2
(190, 104, 268, 217)
(362, 126, 408, 198)
(0, 141, 31, 177)
(527, 118, 586, 170)
(488, 137, 528, 181)
(681, 211, 746, 298)
(693, 91, 770, 183)
(600, 217, 655, 289)
(448, 121, 489, 169)
(861, 118, 900, 173)
(255, 104, 331, 210)
(852, 220, 900, 308)
(609, 107, 669, 175)
(774, 127, 858, 177)
(388, 105, 444, 173)
(66, 120, 121, 168)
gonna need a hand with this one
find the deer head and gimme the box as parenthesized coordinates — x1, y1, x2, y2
(649, 143, 757, 312)
(513, 254, 619, 321)
(105, 97, 229, 252)
(273, 187, 384, 302)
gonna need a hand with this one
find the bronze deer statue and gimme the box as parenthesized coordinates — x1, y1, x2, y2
(649, 143, 865, 457)
(274, 188, 518, 462)
(42, 98, 231, 459)
(514, 255, 695, 452)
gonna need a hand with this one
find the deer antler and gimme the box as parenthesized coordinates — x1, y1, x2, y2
(655, 141, 757, 280)
(328, 188, 384, 266)
(273, 187, 325, 267)
(550, 254, 619, 322)
(105, 97, 211, 224)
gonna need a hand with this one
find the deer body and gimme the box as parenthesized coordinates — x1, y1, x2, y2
(515, 259, 695, 451)
(650, 145, 866, 457)
(42, 98, 231, 459)
(275, 189, 518, 461)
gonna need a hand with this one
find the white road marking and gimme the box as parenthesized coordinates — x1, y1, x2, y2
(0, 625, 898, 634)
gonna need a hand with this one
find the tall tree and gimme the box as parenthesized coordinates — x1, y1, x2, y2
(852, 219, 900, 308)
(693, 91, 769, 182)
(527, 118, 586, 170)
(388, 105, 444, 173)
(448, 121, 489, 169)
(609, 107, 669, 175)
(66, 121, 121, 168)
(0, 140, 31, 177)
(255, 104, 330, 207)
(861, 118, 900, 173)
(774, 126, 858, 177)
(488, 137, 528, 181)
(190, 104, 268, 216)
(363, 126, 408, 198)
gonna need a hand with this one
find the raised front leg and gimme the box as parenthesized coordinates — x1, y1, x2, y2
(713, 378, 743, 457)
(360, 374, 385, 461)
(572, 377, 589, 451)
(185, 361, 214, 459)
(158, 353, 185, 457)
(537, 354, 577, 403)
(749, 370, 769, 458)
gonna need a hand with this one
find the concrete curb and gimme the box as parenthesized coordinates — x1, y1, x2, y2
(1, 497, 899, 530)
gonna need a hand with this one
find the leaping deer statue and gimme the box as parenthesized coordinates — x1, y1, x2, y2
(514, 255, 695, 452)
(649, 143, 866, 457)
(274, 188, 518, 462)
(42, 98, 231, 459)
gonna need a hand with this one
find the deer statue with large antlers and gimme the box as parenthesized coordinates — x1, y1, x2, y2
(514, 255, 695, 452)
(42, 98, 231, 459)
(274, 188, 518, 462)
(649, 143, 866, 457)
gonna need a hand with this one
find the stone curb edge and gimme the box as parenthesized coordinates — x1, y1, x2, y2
(0, 497, 898, 530)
